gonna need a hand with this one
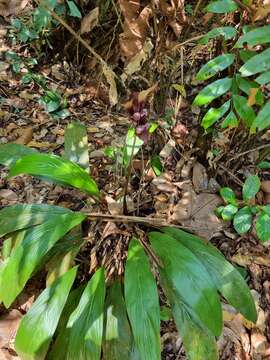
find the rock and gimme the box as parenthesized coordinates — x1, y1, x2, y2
(261, 180, 270, 194)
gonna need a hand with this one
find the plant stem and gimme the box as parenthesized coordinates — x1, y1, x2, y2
(123, 134, 136, 214)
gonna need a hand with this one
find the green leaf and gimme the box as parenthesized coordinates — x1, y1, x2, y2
(243, 175, 261, 201)
(103, 280, 132, 360)
(262, 205, 270, 215)
(235, 75, 264, 106)
(239, 50, 257, 63)
(193, 78, 232, 106)
(256, 213, 270, 242)
(235, 25, 270, 48)
(15, 267, 77, 360)
(257, 161, 270, 169)
(0, 143, 37, 167)
(199, 26, 237, 45)
(160, 306, 172, 321)
(255, 71, 270, 86)
(9, 153, 99, 196)
(67, 0, 82, 18)
(233, 95, 256, 128)
(151, 155, 163, 176)
(0, 211, 85, 307)
(0, 204, 74, 237)
(125, 238, 160, 360)
(196, 54, 235, 81)
(251, 101, 270, 133)
(221, 110, 238, 128)
(64, 121, 89, 171)
(220, 187, 238, 205)
(240, 48, 270, 77)
(62, 268, 105, 360)
(149, 232, 222, 336)
(206, 0, 238, 13)
(221, 204, 238, 221)
(123, 129, 144, 168)
(162, 227, 257, 323)
(233, 206, 253, 234)
(201, 100, 230, 130)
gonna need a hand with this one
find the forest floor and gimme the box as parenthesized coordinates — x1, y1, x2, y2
(1, 1, 270, 359)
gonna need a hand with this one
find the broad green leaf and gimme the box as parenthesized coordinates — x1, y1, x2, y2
(206, 0, 238, 13)
(199, 27, 237, 45)
(0, 143, 37, 167)
(63, 268, 105, 360)
(221, 204, 238, 220)
(255, 71, 270, 85)
(149, 232, 222, 336)
(0, 204, 75, 237)
(235, 75, 264, 106)
(193, 78, 232, 106)
(251, 102, 270, 133)
(221, 111, 238, 128)
(196, 54, 235, 81)
(262, 205, 270, 215)
(235, 25, 270, 48)
(201, 100, 230, 129)
(0, 212, 85, 307)
(123, 129, 144, 168)
(257, 161, 270, 169)
(243, 175, 261, 201)
(103, 280, 132, 360)
(9, 153, 99, 196)
(67, 0, 82, 18)
(162, 228, 257, 323)
(15, 267, 77, 360)
(239, 50, 257, 63)
(220, 187, 238, 206)
(64, 121, 89, 171)
(151, 155, 163, 176)
(240, 48, 270, 77)
(233, 206, 253, 234)
(125, 239, 160, 360)
(256, 213, 270, 242)
(233, 95, 256, 128)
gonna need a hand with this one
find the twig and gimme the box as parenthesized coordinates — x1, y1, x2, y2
(228, 144, 270, 162)
(234, 0, 253, 13)
(218, 163, 244, 186)
(172, 34, 205, 50)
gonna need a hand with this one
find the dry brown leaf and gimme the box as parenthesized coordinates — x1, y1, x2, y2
(0, 0, 29, 16)
(0, 310, 22, 349)
(0, 189, 18, 202)
(157, 0, 186, 37)
(171, 182, 226, 238)
(80, 7, 99, 35)
(253, 4, 270, 21)
(192, 162, 208, 192)
(232, 253, 270, 267)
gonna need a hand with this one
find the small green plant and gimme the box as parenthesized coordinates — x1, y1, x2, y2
(0, 120, 256, 360)
(193, 1, 270, 133)
(217, 175, 270, 242)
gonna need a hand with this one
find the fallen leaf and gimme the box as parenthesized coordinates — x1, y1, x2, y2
(102, 64, 118, 106)
(253, 4, 270, 21)
(232, 254, 270, 267)
(0, 0, 29, 16)
(14, 127, 33, 145)
(0, 310, 22, 348)
(192, 162, 208, 192)
(0, 189, 18, 202)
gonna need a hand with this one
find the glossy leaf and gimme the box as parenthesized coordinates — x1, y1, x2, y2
(103, 280, 132, 360)
(0, 143, 37, 167)
(64, 121, 89, 171)
(199, 26, 237, 45)
(243, 175, 261, 201)
(9, 153, 99, 196)
(256, 213, 270, 242)
(255, 71, 270, 85)
(149, 232, 222, 336)
(206, 0, 238, 13)
(251, 101, 270, 133)
(151, 155, 163, 176)
(233, 206, 253, 234)
(196, 54, 235, 81)
(125, 238, 161, 360)
(233, 95, 256, 128)
(221, 110, 238, 128)
(257, 161, 270, 169)
(235, 75, 264, 106)
(193, 78, 232, 106)
(15, 267, 77, 360)
(162, 228, 257, 323)
(0, 204, 75, 237)
(67, 0, 82, 18)
(235, 25, 270, 48)
(220, 187, 238, 206)
(221, 204, 238, 220)
(0, 212, 85, 307)
(240, 48, 270, 77)
(63, 268, 105, 360)
(201, 100, 230, 130)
